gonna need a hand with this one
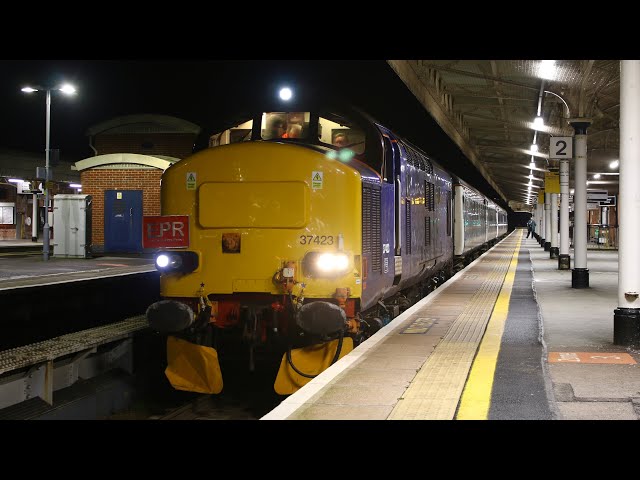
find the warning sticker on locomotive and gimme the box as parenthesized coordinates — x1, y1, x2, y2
(186, 172, 197, 190)
(311, 171, 323, 189)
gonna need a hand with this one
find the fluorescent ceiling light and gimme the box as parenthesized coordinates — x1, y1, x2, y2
(533, 116, 544, 130)
(539, 60, 556, 80)
(610, 160, 619, 169)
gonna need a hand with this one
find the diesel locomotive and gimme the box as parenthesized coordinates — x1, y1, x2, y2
(145, 101, 508, 395)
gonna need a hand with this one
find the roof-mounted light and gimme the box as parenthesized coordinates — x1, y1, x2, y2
(279, 87, 293, 101)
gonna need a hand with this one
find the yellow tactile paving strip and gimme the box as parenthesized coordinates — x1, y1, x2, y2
(388, 231, 522, 420)
(456, 233, 522, 419)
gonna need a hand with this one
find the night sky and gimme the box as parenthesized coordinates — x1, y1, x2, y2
(0, 59, 505, 207)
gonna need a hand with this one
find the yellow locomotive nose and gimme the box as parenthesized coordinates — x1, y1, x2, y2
(158, 141, 363, 303)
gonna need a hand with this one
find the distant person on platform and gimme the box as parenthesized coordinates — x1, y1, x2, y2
(526, 218, 536, 238)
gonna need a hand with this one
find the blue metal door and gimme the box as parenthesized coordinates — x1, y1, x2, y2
(104, 190, 143, 253)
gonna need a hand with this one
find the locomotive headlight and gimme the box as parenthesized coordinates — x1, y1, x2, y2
(303, 252, 350, 277)
(156, 254, 169, 268)
(317, 253, 349, 272)
(155, 251, 199, 273)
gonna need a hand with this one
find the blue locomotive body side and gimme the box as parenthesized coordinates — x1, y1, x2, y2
(358, 124, 455, 313)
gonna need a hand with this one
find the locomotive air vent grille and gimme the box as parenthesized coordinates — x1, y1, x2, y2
(425, 217, 431, 246)
(404, 148, 415, 167)
(372, 187, 381, 272)
(362, 184, 382, 272)
(411, 147, 425, 171)
(424, 157, 433, 175)
(410, 145, 433, 174)
(426, 181, 435, 211)
(405, 201, 412, 255)
(362, 186, 372, 257)
(415, 152, 425, 171)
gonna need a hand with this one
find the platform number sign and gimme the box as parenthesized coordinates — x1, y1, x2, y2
(550, 137, 573, 159)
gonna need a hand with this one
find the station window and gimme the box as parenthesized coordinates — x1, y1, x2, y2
(0, 203, 15, 225)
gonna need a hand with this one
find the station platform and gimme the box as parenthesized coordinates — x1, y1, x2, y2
(263, 229, 638, 421)
(0, 240, 155, 290)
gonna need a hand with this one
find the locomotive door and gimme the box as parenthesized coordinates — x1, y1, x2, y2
(382, 134, 404, 284)
(104, 190, 143, 253)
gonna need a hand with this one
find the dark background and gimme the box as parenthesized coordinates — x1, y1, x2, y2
(0, 59, 505, 208)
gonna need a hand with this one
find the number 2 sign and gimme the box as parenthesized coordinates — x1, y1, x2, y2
(550, 136, 573, 159)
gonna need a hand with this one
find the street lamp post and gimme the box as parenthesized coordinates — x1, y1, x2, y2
(21, 83, 76, 261)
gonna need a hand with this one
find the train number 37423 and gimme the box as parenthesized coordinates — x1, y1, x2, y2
(299, 235, 334, 245)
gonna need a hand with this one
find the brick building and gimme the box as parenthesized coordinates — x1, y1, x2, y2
(74, 114, 201, 254)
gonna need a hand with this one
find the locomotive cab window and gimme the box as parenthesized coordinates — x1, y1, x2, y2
(209, 119, 253, 147)
(261, 112, 311, 140)
(318, 114, 366, 155)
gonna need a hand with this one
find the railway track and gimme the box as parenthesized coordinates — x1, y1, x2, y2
(107, 376, 284, 420)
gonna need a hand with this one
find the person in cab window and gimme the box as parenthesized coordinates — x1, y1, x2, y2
(333, 132, 349, 147)
(266, 116, 286, 139)
(282, 123, 302, 139)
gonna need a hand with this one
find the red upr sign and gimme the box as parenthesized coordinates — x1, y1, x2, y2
(143, 215, 190, 248)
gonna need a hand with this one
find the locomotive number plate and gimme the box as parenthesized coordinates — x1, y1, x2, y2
(299, 235, 334, 245)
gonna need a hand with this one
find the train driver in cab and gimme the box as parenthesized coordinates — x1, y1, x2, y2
(333, 132, 350, 147)
(265, 115, 287, 140)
